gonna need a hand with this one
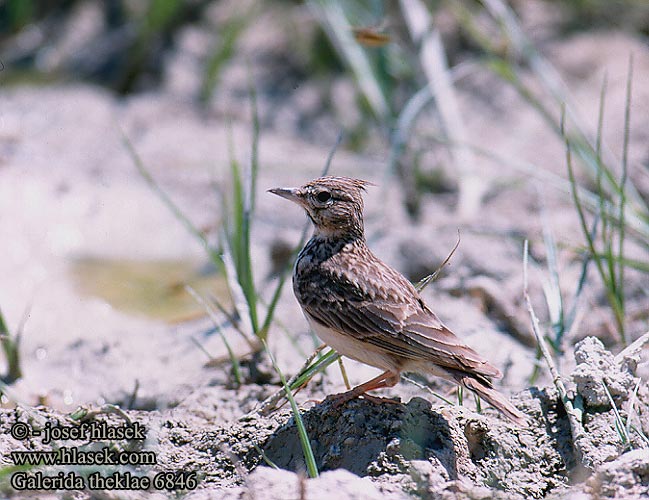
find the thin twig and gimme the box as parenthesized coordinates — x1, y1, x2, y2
(615, 331, 649, 364)
(186, 285, 242, 385)
(323, 131, 343, 176)
(523, 240, 589, 468)
(401, 374, 454, 406)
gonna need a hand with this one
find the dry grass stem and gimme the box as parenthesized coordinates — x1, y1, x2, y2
(399, 0, 484, 218)
(615, 331, 649, 364)
(416, 230, 461, 292)
(523, 240, 590, 469)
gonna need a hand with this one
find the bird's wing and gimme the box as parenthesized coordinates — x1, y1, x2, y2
(300, 266, 502, 378)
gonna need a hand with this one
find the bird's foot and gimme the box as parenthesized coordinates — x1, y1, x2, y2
(324, 390, 400, 408)
(359, 393, 401, 405)
(323, 391, 357, 408)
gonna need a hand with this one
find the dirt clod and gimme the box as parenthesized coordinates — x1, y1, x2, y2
(586, 449, 649, 498)
(572, 337, 637, 407)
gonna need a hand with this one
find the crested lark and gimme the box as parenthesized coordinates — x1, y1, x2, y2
(269, 176, 526, 425)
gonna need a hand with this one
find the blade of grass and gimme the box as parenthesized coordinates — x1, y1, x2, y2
(601, 380, 630, 448)
(258, 347, 340, 416)
(617, 55, 633, 345)
(224, 127, 259, 335)
(0, 307, 23, 383)
(422, 129, 649, 244)
(337, 356, 351, 390)
(625, 378, 641, 445)
(596, 73, 609, 258)
(401, 374, 455, 406)
(474, 393, 482, 414)
(563, 109, 626, 340)
(400, 0, 483, 217)
(452, 2, 649, 272)
(416, 230, 461, 292)
(186, 286, 241, 386)
(480, 0, 647, 216)
(539, 191, 564, 346)
(252, 442, 280, 470)
(200, 15, 249, 104)
(563, 215, 598, 340)
(123, 130, 225, 271)
(388, 61, 475, 178)
(263, 340, 319, 478)
(290, 348, 340, 392)
(248, 70, 260, 214)
(221, 246, 255, 339)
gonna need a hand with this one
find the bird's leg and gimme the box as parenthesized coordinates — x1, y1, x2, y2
(328, 370, 401, 407)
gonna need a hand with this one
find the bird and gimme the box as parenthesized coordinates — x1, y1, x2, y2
(268, 176, 526, 425)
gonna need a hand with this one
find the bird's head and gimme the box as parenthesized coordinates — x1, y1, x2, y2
(268, 176, 372, 239)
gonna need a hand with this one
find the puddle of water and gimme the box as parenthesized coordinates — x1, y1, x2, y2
(69, 257, 232, 323)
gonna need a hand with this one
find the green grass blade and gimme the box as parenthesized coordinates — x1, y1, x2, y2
(241, 85, 259, 334)
(617, 55, 633, 343)
(602, 380, 630, 447)
(564, 216, 597, 336)
(123, 130, 224, 272)
(248, 71, 260, 214)
(186, 286, 241, 386)
(0, 308, 22, 383)
(227, 133, 244, 273)
(263, 341, 319, 478)
(614, 256, 649, 273)
(475, 0, 649, 236)
(563, 109, 625, 337)
(596, 73, 608, 250)
(200, 15, 249, 103)
(252, 442, 280, 470)
(289, 348, 341, 392)
(626, 378, 641, 443)
(540, 194, 564, 343)
(224, 119, 258, 335)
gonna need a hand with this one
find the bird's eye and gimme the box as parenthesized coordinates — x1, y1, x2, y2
(316, 191, 332, 203)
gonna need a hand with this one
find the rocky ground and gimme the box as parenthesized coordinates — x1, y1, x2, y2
(0, 6, 648, 498)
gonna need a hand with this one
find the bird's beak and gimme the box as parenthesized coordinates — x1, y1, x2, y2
(267, 187, 303, 205)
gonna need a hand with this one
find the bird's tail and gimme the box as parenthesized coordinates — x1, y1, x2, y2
(450, 371, 527, 426)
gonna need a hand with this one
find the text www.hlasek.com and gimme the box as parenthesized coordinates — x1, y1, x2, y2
(11, 447, 157, 466)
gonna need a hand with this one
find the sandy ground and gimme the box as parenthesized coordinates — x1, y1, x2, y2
(0, 27, 648, 499)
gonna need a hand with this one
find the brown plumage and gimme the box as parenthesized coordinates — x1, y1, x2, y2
(269, 176, 526, 425)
